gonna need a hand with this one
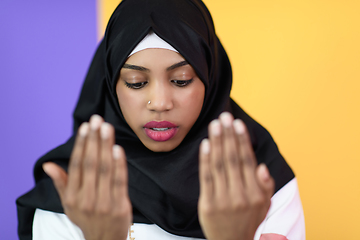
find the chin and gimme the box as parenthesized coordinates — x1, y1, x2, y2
(143, 140, 181, 152)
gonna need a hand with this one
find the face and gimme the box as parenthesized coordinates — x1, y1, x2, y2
(116, 48, 205, 152)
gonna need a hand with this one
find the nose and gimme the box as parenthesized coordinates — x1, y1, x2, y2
(147, 83, 174, 112)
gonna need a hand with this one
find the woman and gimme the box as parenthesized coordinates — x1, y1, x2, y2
(17, 0, 305, 239)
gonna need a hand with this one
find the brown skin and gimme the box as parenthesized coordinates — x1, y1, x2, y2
(116, 49, 205, 152)
(43, 116, 132, 240)
(43, 50, 274, 240)
(198, 112, 275, 240)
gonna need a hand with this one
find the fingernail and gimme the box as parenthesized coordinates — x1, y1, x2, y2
(233, 119, 245, 134)
(210, 120, 221, 136)
(90, 114, 102, 130)
(100, 122, 111, 139)
(42, 163, 50, 175)
(79, 122, 89, 137)
(220, 112, 232, 128)
(113, 145, 121, 160)
(201, 139, 210, 154)
(259, 164, 270, 181)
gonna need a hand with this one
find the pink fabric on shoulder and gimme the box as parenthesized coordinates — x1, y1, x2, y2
(260, 233, 289, 240)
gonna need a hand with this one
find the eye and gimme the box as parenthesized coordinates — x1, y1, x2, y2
(171, 79, 193, 87)
(124, 81, 148, 89)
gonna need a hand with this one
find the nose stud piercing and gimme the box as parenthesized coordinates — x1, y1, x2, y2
(148, 101, 151, 104)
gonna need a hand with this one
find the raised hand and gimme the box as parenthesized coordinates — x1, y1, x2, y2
(43, 115, 132, 240)
(198, 112, 275, 240)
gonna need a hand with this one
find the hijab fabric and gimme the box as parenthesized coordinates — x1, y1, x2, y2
(17, 0, 294, 239)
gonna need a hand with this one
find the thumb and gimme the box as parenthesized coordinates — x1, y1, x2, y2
(256, 163, 275, 199)
(43, 162, 68, 200)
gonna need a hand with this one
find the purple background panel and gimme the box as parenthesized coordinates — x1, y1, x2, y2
(0, 0, 98, 239)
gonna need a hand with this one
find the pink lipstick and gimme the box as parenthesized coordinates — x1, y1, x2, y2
(143, 121, 178, 142)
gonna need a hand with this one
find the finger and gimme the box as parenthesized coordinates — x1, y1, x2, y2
(219, 112, 243, 194)
(256, 164, 275, 200)
(199, 139, 213, 200)
(233, 119, 258, 188)
(67, 122, 89, 195)
(208, 120, 227, 197)
(112, 145, 128, 201)
(96, 122, 115, 210)
(43, 162, 68, 201)
(81, 115, 103, 207)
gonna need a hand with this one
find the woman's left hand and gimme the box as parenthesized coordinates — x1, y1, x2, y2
(198, 112, 275, 240)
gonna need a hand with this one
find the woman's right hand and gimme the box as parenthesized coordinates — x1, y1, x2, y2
(43, 115, 132, 240)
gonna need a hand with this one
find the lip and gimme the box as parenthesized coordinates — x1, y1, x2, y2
(144, 121, 178, 142)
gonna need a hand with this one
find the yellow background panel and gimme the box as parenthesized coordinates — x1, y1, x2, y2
(98, 0, 360, 239)
(96, 0, 121, 37)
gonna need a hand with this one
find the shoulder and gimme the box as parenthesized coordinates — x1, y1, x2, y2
(33, 209, 206, 240)
(33, 209, 84, 240)
(255, 178, 306, 240)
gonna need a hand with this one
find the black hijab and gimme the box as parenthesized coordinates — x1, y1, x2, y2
(17, 0, 294, 239)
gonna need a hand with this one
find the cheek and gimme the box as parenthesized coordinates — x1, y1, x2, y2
(179, 84, 205, 122)
(191, 82, 205, 110)
(116, 86, 144, 126)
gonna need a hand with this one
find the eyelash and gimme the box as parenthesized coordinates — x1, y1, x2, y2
(124, 81, 148, 89)
(124, 79, 194, 89)
(171, 79, 193, 87)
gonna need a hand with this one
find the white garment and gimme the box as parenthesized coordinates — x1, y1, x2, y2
(128, 31, 178, 57)
(33, 178, 305, 240)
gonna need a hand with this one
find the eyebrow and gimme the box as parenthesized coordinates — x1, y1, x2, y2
(122, 60, 189, 72)
(166, 61, 189, 71)
(122, 64, 150, 72)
